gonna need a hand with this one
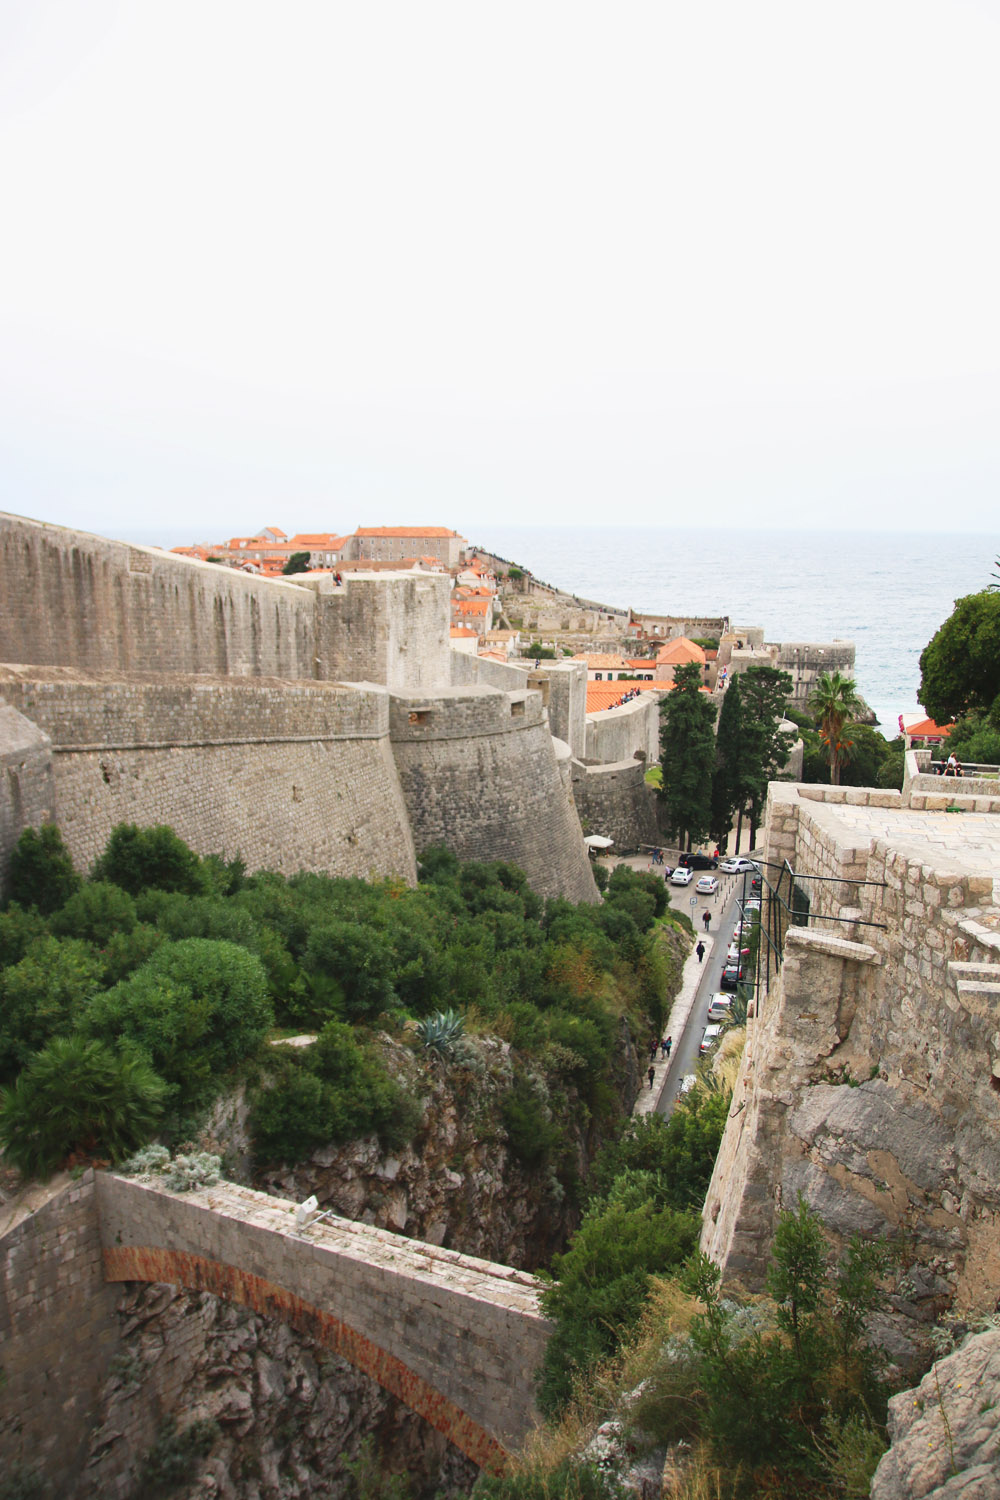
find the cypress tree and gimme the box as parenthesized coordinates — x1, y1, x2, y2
(659, 661, 716, 850)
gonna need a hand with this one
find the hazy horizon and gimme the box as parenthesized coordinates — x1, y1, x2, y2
(3, 2, 1000, 540)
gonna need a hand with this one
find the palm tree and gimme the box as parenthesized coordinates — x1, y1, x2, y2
(810, 670, 863, 785)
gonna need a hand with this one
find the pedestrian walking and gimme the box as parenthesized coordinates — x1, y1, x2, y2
(660, 1037, 668, 1057)
(702, 909, 711, 932)
(665, 1035, 672, 1057)
(647, 1065, 656, 1090)
(650, 1040, 659, 1061)
(696, 940, 705, 963)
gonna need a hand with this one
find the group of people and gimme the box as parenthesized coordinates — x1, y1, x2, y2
(612, 687, 645, 708)
(647, 1033, 673, 1088)
(938, 752, 964, 777)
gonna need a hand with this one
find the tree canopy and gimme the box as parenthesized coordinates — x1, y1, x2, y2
(918, 589, 1000, 726)
(810, 670, 863, 786)
(659, 661, 716, 850)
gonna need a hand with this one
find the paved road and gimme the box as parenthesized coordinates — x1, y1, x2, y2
(655, 879, 743, 1116)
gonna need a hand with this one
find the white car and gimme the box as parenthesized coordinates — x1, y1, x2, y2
(699, 1023, 723, 1054)
(695, 875, 719, 895)
(670, 866, 694, 886)
(719, 857, 760, 875)
(707, 994, 733, 1022)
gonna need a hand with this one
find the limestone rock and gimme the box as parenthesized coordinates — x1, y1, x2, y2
(870, 1330, 1000, 1499)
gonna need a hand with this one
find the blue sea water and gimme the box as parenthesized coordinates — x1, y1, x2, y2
(476, 526, 1000, 735)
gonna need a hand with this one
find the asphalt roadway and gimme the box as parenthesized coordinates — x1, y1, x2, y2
(656, 876, 746, 1118)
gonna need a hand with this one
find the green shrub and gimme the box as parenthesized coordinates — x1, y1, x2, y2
(502, 1076, 562, 1167)
(81, 939, 272, 1109)
(0, 936, 105, 1082)
(51, 881, 138, 945)
(5, 825, 80, 914)
(138, 1417, 220, 1498)
(300, 921, 397, 1023)
(251, 1022, 421, 1162)
(92, 823, 207, 896)
(474, 1459, 623, 1500)
(0, 904, 49, 969)
(0, 1035, 166, 1176)
(538, 1183, 700, 1414)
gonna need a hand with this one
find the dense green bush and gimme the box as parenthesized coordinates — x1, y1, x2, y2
(474, 1460, 623, 1500)
(0, 1035, 166, 1175)
(81, 938, 273, 1109)
(251, 1021, 420, 1161)
(92, 823, 207, 896)
(5, 825, 80, 915)
(0, 936, 104, 1082)
(51, 881, 138, 945)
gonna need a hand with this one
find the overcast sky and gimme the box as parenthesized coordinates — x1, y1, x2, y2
(1, 0, 999, 547)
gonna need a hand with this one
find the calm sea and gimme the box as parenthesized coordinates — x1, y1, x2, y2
(477, 526, 1000, 735)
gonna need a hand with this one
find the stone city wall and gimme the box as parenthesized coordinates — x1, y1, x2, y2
(702, 782, 1000, 1359)
(0, 702, 55, 893)
(1, 512, 318, 679)
(570, 759, 661, 853)
(390, 688, 598, 903)
(95, 1174, 549, 1466)
(775, 641, 856, 710)
(0, 670, 417, 885)
(584, 692, 661, 766)
(0, 1173, 125, 1499)
(314, 574, 453, 693)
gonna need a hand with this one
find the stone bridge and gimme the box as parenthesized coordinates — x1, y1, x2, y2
(95, 1173, 548, 1472)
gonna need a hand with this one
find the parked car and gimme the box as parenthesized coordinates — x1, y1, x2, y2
(670, 866, 694, 886)
(727, 942, 750, 962)
(721, 961, 744, 990)
(680, 852, 718, 870)
(707, 994, 733, 1022)
(719, 857, 760, 875)
(695, 875, 719, 895)
(741, 898, 762, 913)
(677, 1073, 697, 1096)
(699, 1023, 723, 1054)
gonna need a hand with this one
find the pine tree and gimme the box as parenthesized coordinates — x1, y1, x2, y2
(659, 661, 716, 850)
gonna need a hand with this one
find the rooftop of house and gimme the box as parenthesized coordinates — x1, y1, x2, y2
(450, 626, 478, 638)
(655, 636, 707, 665)
(453, 598, 491, 615)
(899, 713, 952, 740)
(572, 653, 632, 670)
(354, 525, 461, 539)
(289, 533, 347, 549)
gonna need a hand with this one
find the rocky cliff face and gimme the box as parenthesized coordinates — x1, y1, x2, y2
(251, 1026, 642, 1270)
(79, 1282, 478, 1500)
(870, 1329, 1000, 1500)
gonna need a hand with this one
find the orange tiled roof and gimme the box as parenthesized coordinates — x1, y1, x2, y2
(355, 526, 459, 538)
(290, 533, 347, 548)
(586, 682, 667, 713)
(625, 659, 657, 670)
(450, 626, 477, 638)
(899, 714, 951, 740)
(655, 636, 706, 665)
(453, 598, 490, 615)
(572, 653, 632, 670)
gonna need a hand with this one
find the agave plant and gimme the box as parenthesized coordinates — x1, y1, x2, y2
(414, 1009, 466, 1059)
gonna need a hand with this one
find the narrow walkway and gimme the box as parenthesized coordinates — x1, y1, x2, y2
(633, 929, 717, 1116)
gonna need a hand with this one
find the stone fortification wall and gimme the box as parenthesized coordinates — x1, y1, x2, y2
(0, 702, 55, 892)
(585, 692, 661, 765)
(390, 687, 598, 903)
(0, 669, 417, 884)
(570, 759, 660, 853)
(534, 660, 588, 758)
(1, 512, 317, 679)
(775, 640, 856, 711)
(95, 1174, 548, 1467)
(0, 1173, 124, 1498)
(313, 573, 453, 692)
(702, 782, 1000, 1360)
(450, 649, 529, 692)
(632, 613, 727, 641)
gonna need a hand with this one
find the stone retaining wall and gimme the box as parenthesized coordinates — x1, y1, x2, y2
(570, 758, 660, 853)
